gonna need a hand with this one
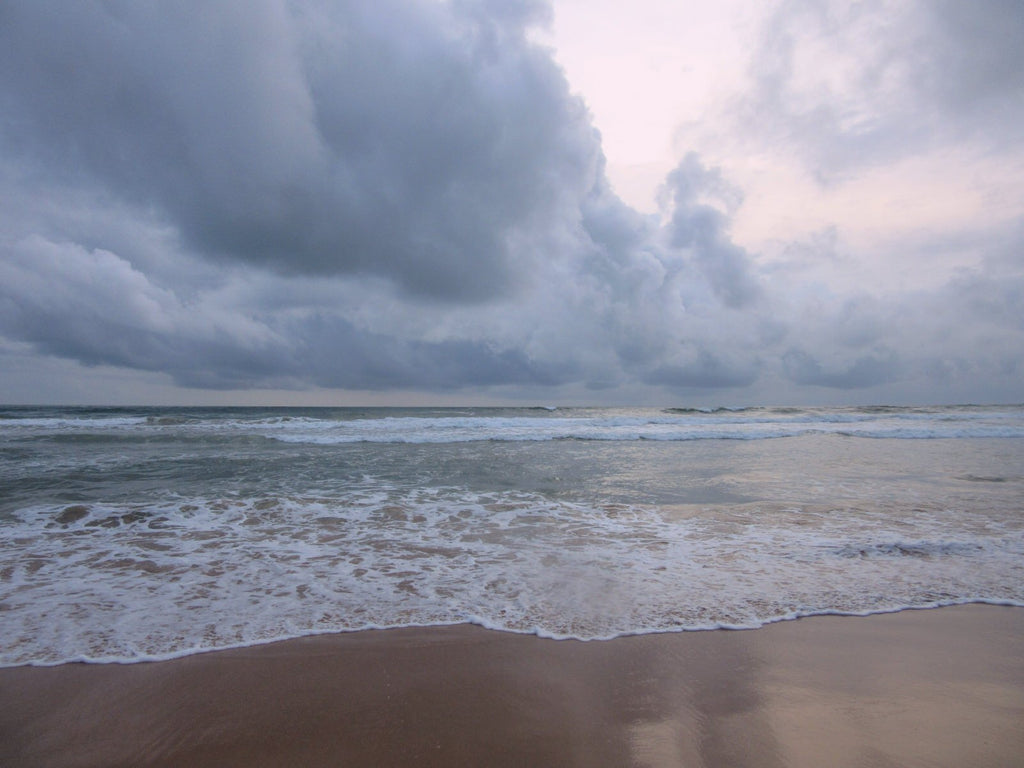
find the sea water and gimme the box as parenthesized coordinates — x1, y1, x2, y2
(1, 404, 1022, 666)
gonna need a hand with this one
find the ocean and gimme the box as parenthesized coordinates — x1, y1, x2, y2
(1, 404, 1022, 666)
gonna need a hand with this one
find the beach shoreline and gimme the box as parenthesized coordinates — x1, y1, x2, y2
(2, 604, 1022, 767)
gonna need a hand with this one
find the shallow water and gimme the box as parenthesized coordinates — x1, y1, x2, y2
(2, 405, 1023, 665)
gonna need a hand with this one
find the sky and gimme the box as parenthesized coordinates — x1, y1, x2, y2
(0, 0, 1022, 406)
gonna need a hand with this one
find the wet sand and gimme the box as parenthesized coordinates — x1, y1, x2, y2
(2, 604, 1022, 767)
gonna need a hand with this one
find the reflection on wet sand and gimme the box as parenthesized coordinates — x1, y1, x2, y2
(1, 605, 1021, 767)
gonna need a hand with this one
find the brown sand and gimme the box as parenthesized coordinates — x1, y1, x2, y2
(1, 604, 1022, 767)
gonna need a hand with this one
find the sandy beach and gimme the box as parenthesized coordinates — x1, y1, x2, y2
(2, 604, 1022, 767)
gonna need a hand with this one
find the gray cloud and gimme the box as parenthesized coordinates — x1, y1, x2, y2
(766, 223, 1024, 395)
(644, 351, 759, 390)
(741, 0, 1024, 178)
(782, 348, 899, 390)
(663, 154, 760, 308)
(0, 0, 598, 301)
(0, 0, 1022, 404)
(0, 235, 570, 392)
(0, 236, 290, 386)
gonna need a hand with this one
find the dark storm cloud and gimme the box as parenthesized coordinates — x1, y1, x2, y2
(0, 235, 570, 392)
(782, 347, 899, 390)
(0, 0, 774, 399)
(0, 0, 598, 301)
(0, 237, 288, 386)
(1, 0, 1022, 403)
(298, 316, 568, 391)
(643, 350, 759, 390)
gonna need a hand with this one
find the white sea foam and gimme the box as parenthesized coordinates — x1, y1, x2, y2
(2, 487, 1022, 666)
(3, 404, 1023, 666)
(0, 416, 150, 430)
(195, 411, 1024, 444)
(5, 405, 1024, 443)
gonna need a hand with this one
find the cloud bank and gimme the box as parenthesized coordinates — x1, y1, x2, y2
(0, 0, 1021, 404)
